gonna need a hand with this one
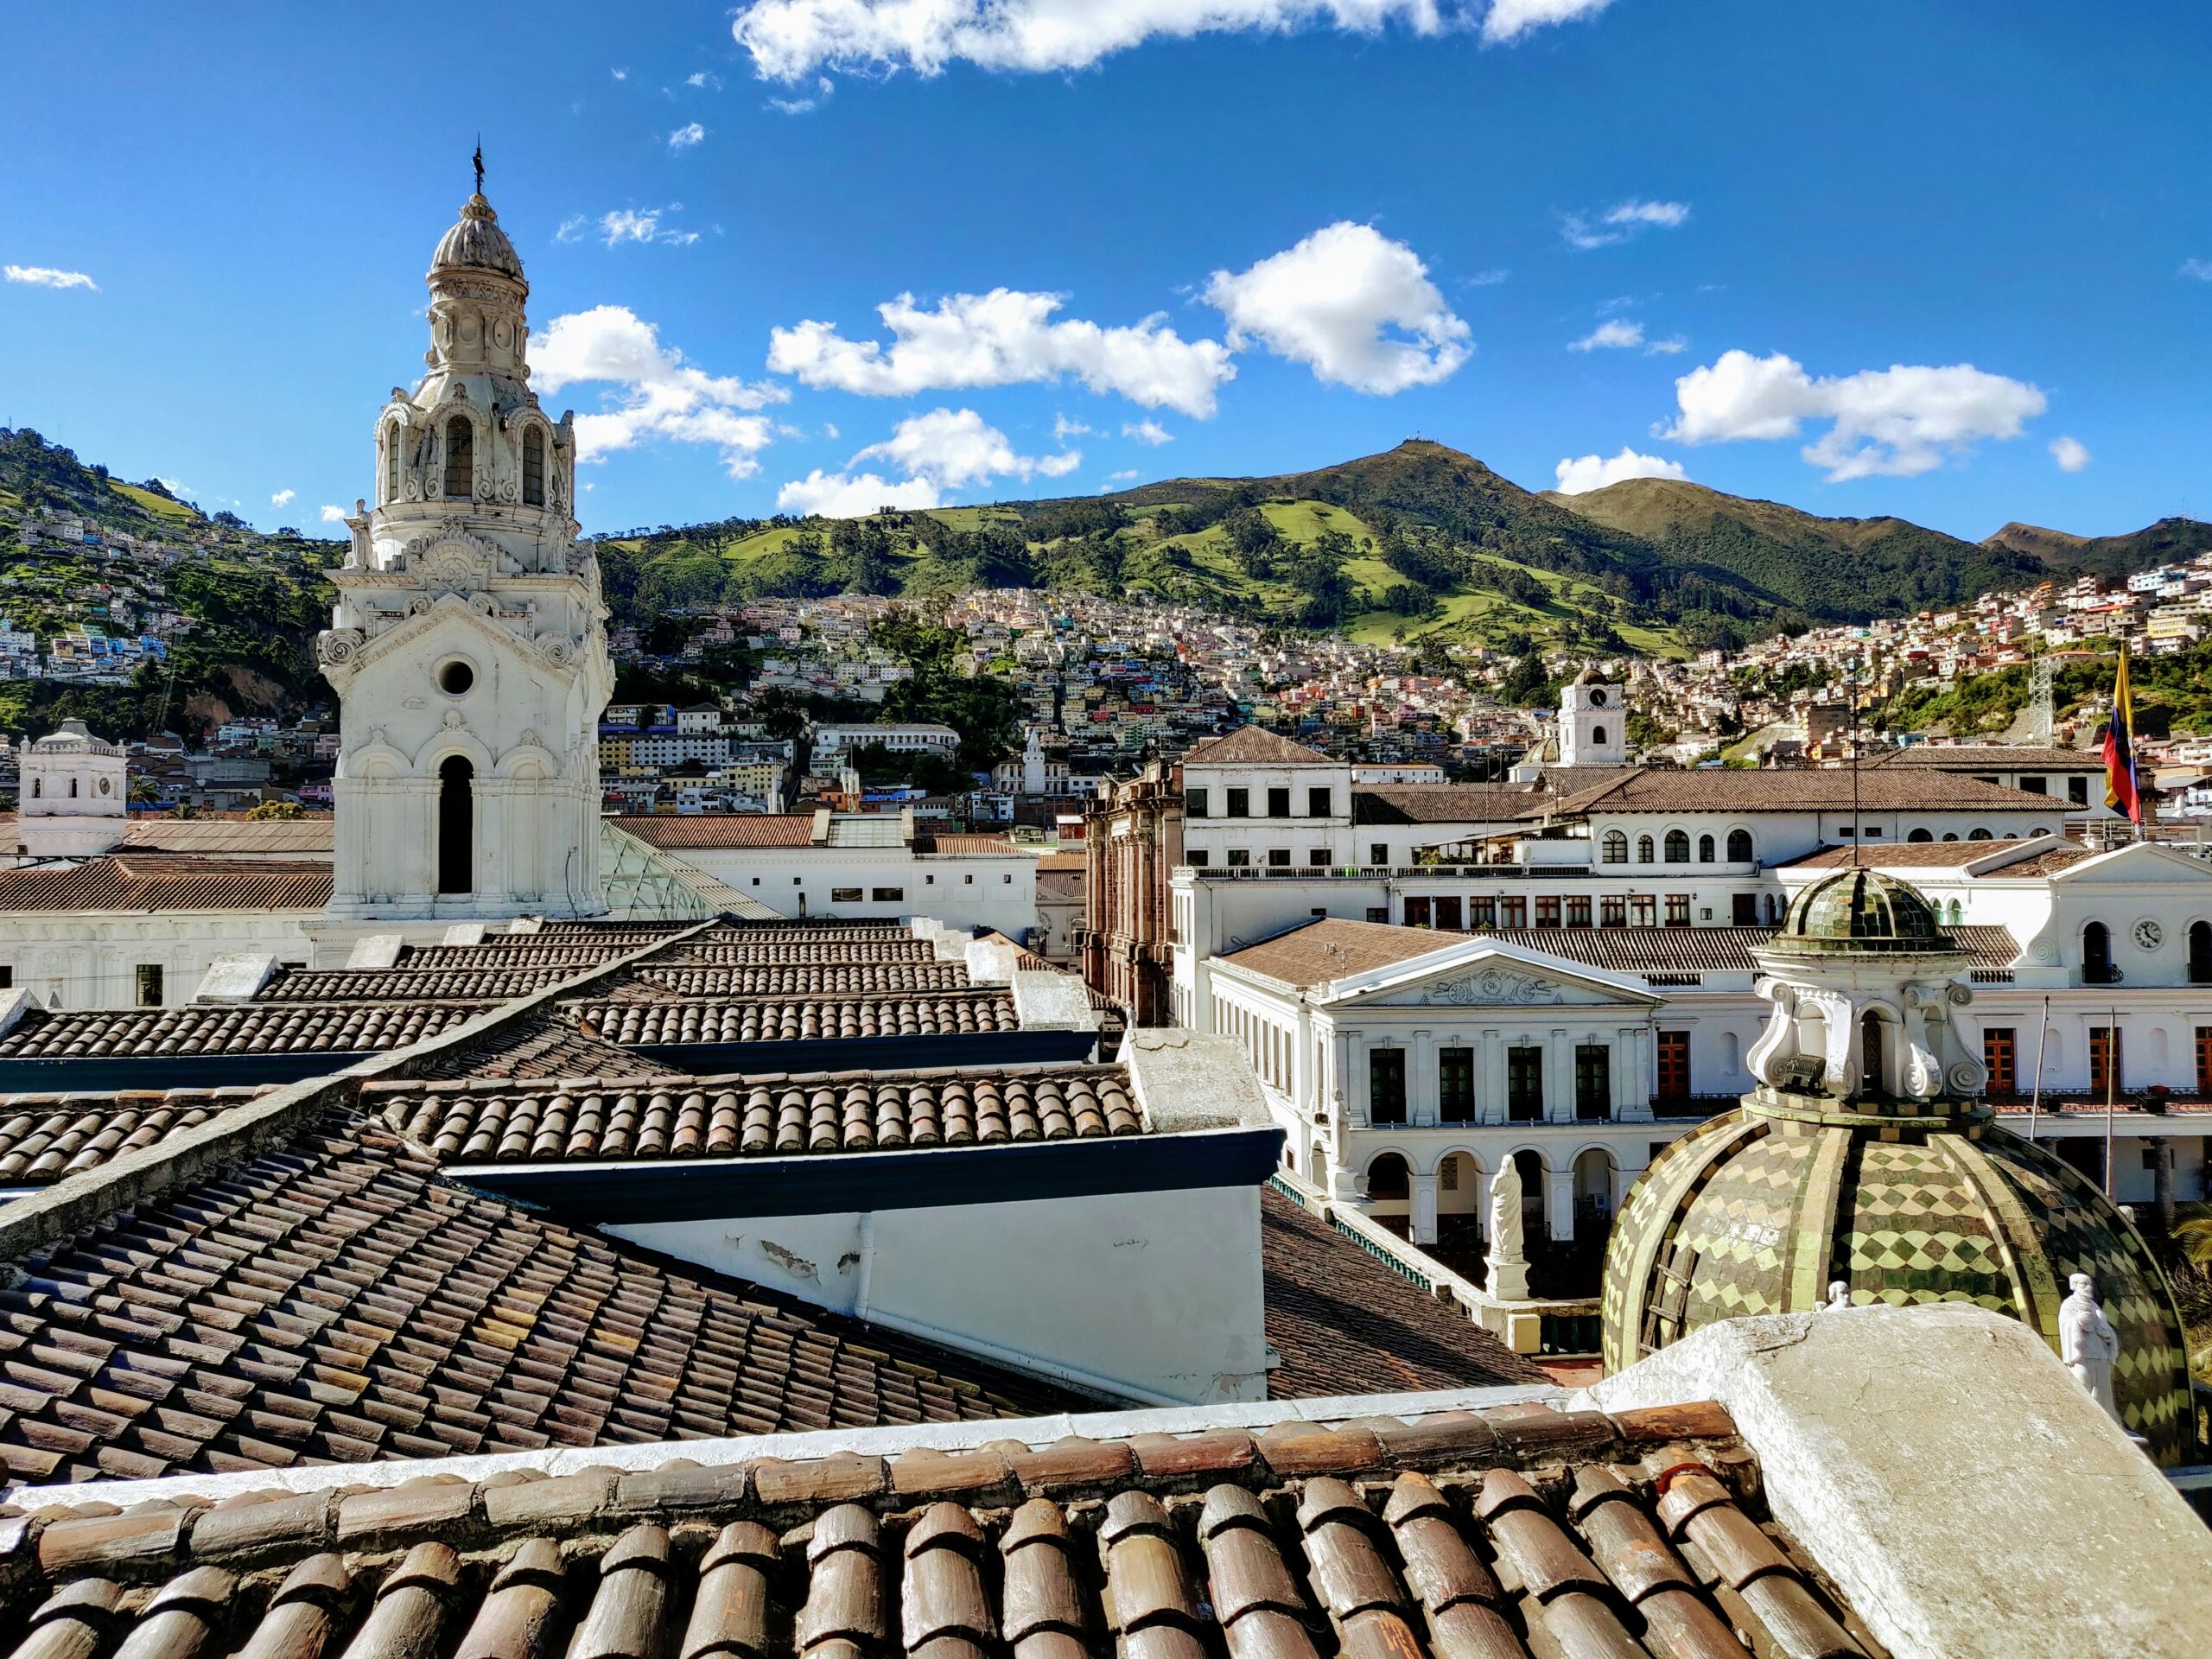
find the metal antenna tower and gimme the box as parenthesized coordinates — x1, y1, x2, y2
(2029, 653, 2056, 748)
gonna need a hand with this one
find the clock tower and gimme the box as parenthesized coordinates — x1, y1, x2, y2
(320, 172, 612, 919)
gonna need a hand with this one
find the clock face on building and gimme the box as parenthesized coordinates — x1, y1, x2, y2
(2133, 918, 2162, 950)
(1590, 689, 1607, 707)
(97, 777, 111, 795)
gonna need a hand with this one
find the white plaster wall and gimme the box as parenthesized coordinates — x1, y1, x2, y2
(0, 910, 320, 1007)
(679, 848, 1038, 936)
(610, 1181, 1269, 1406)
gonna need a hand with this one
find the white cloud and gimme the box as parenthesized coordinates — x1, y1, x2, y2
(780, 407, 1082, 516)
(1053, 414, 1094, 440)
(2181, 257, 2212, 282)
(319, 504, 348, 524)
(1644, 335, 1687, 355)
(531, 304, 789, 477)
(3, 264, 96, 290)
(555, 215, 588, 244)
(771, 75, 836, 113)
(668, 122, 707, 149)
(611, 67, 630, 79)
(1109, 468, 1142, 480)
(1553, 448, 1687, 493)
(270, 489, 296, 507)
(1561, 198, 1690, 250)
(1661, 348, 2049, 480)
(1568, 318, 1643, 352)
(1482, 0, 1611, 41)
(769, 289, 1235, 417)
(598, 207, 699, 246)
(1204, 221, 1470, 394)
(1123, 419, 1173, 445)
(686, 71, 723, 89)
(733, 2, 1486, 80)
(778, 471, 944, 517)
(1465, 267, 1510, 286)
(2050, 435, 2092, 473)
(156, 477, 194, 498)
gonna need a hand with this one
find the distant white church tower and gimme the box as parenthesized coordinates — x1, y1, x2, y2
(16, 720, 128, 858)
(1559, 668, 1627, 766)
(321, 167, 612, 918)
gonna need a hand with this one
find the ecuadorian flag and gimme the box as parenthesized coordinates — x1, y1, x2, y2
(2103, 650, 2141, 824)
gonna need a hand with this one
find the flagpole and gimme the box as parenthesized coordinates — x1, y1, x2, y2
(2028, 994, 2049, 1142)
(2104, 1005, 2118, 1197)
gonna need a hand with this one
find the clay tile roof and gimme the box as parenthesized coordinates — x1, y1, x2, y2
(1219, 918, 1462, 989)
(0, 1087, 270, 1185)
(1034, 850, 1087, 872)
(914, 833, 1020, 855)
(1181, 726, 1335, 766)
(0, 1112, 1074, 1484)
(257, 964, 587, 1002)
(1872, 745, 2104, 769)
(1260, 1191, 1545, 1395)
(615, 960, 976, 998)
(0, 1001, 493, 1060)
(616, 814, 818, 849)
(122, 817, 335, 854)
(570, 990, 1021, 1047)
(0, 1394, 1884, 1659)
(409, 1015, 658, 1083)
(0, 855, 333, 913)
(1784, 837, 2077, 871)
(1222, 918, 2018, 987)
(1565, 768, 2066, 815)
(1354, 785, 1550, 825)
(365, 1062, 1146, 1163)
(656, 937, 939, 968)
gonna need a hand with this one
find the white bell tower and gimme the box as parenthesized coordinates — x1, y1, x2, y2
(1559, 668, 1627, 767)
(321, 162, 612, 919)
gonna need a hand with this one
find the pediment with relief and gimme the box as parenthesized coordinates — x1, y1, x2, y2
(1353, 958, 1650, 1009)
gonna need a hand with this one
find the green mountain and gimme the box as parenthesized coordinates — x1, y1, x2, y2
(608, 440, 2199, 658)
(0, 427, 340, 739)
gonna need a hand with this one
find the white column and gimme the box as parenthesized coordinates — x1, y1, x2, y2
(1479, 1029, 1506, 1124)
(1344, 1031, 1368, 1128)
(1614, 1027, 1638, 1117)
(1472, 1168, 1491, 1244)
(1411, 1030, 1436, 1126)
(1611, 1149, 1648, 1214)
(1546, 1027, 1572, 1123)
(1410, 1173, 1440, 1245)
(1547, 1169, 1576, 1242)
(1620, 1024, 1655, 1122)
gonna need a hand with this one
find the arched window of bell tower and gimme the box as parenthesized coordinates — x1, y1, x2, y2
(524, 428, 545, 507)
(384, 429, 398, 504)
(442, 416, 474, 501)
(437, 757, 474, 895)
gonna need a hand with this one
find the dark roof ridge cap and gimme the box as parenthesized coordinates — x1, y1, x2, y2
(382, 1059, 1132, 1097)
(0, 917, 727, 1264)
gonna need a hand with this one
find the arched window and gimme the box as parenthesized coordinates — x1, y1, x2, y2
(2083, 921, 2114, 985)
(1947, 899, 1964, 925)
(1697, 833, 1716, 863)
(437, 756, 474, 895)
(1907, 827, 1933, 842)
(1968, 827, 1993, 841)
(67, 778, 77, 798)
(1726, 828, 1753, 862)
(1601, 830, 1628, 865)
(1942, 832, 1960, 842)
(1860, 1009, 1886, 1096)
(1364, 1153, 1410, 1202)
(1636, 834, 1655, 865)
(1590, 724, 1607, 747)
(385, 430, 398, 504)
(2190, 921, 2212, 985)
(442, 416, 474, 501)
(523, 427, 545, 507)
(1664, 829, 1690, 863)
(29, 778, 38, 799)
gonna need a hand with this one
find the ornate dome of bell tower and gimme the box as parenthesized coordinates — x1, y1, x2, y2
(319, 158, 612, 924)
(1600, 866, 2196, 1464)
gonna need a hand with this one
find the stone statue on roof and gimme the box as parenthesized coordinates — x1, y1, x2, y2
(1486, 1158, 1529, 1301)
(2059, 1273, 2120, 1422)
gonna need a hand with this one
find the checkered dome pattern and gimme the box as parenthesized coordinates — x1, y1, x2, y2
(1600, 1102, 2196, 1465)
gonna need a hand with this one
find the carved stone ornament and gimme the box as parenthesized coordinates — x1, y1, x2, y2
(538, 633, 575, 667)
(469, 592, 498, 616)
(316, 627, 364, 667)
(1421, 968, 1563, 1007)
(404, 597, 434, 619)
(442, 708, 466, 730)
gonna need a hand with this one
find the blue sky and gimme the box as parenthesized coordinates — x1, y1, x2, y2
(3, 1, 2208, 543)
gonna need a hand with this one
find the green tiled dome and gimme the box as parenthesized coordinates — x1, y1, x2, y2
(1601, 1096, 2196, 1464)
(1770, 866, 1953, 954)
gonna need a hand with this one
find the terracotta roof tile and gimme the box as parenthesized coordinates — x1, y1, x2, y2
(0, 1114, 1072, 1484)
(410, 1018, 657, 1083)
(571, 991, 1020, 1046)
(1566, 767, 2066, 815)
(1871, 745, 2103, 769)
(1262, 1191, 1547, 1396)
(1182, 728, 1335, 766)
(0, 1090, 270, 1185)
(0, 857, 332, 913)
(1785, 837, 2086, 872)
(616, 962, 976, 997)
(0, 1001, 491, 1059)
(616, 815, 818, 849)
(257, 965, 587, 1002)
(1219, 919, 1462, 989)
(0, 1401, 1877, 1659)
(914, 833, 1021, 855)
(121, 818, 334, 854)
(1354, 785, 1551, 825)
(368, 1064, 1143, 1162)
